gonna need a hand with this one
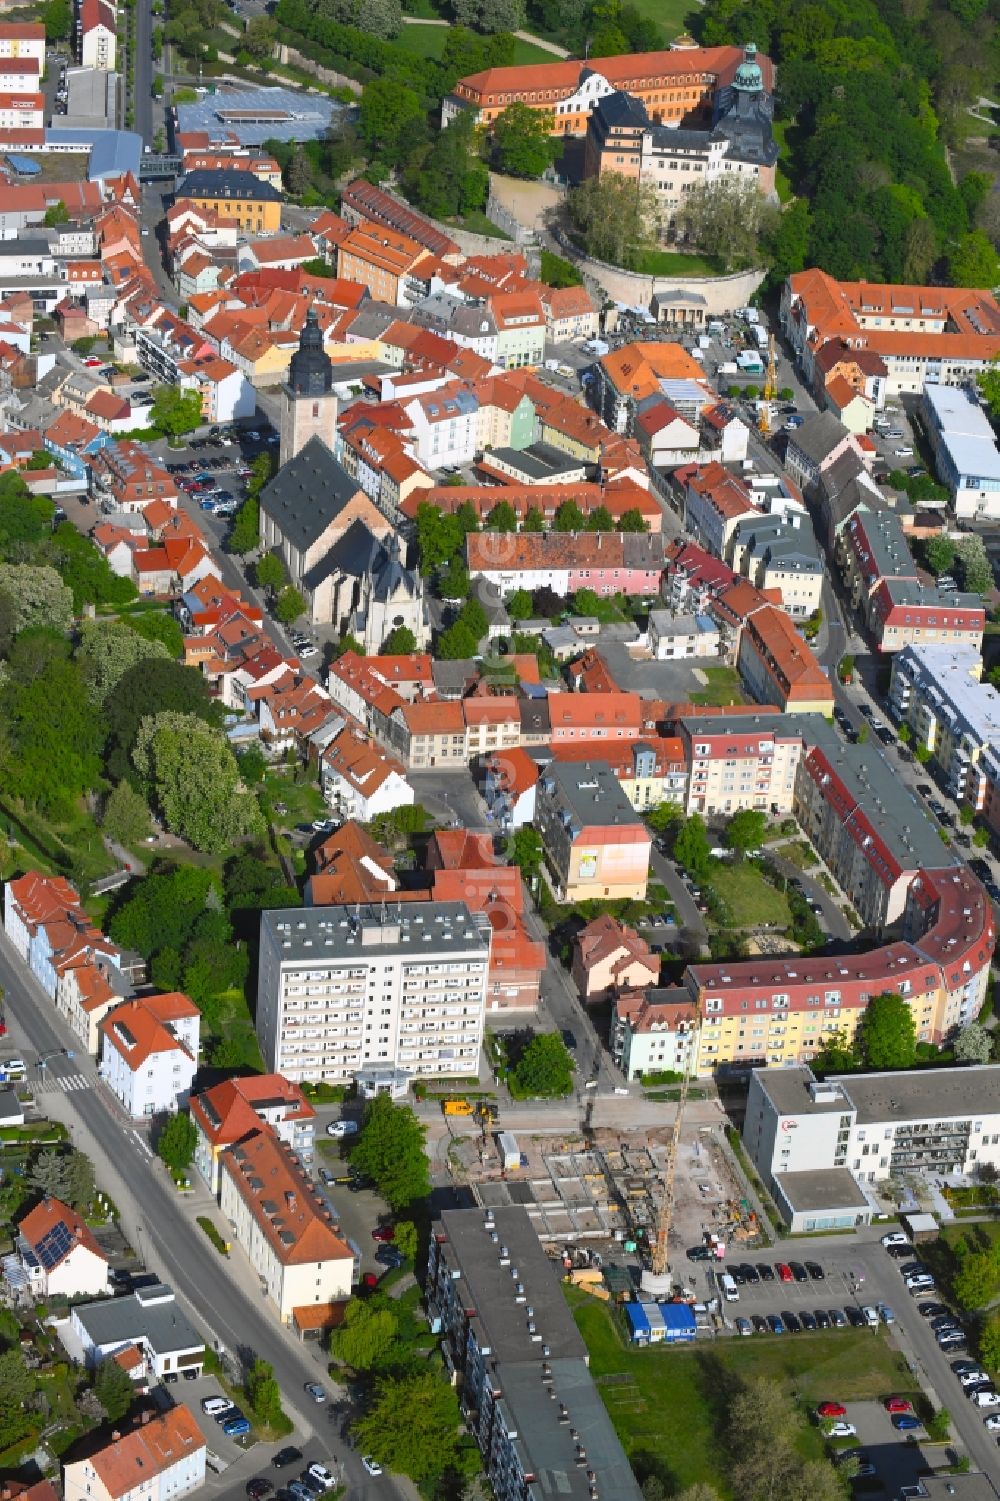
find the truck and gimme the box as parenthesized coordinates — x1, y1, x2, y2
(498, 1130, 520, 1170)
(736, 352, 764, 375)
(718, 361, 738, 377)
(752, 324, 769, 351)
(442, 1098, 474, 1116)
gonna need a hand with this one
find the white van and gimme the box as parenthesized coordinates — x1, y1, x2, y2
(718, 1271, 739, 1303)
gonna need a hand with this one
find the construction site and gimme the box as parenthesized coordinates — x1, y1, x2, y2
(449, 1116, 767, 1289)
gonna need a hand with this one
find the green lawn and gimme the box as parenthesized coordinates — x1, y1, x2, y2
(631, 248, 725, 277)
(568, 1291, 916, 1496)
(395, 22, 556, 64)
(689, 666, 746, 707)
(708, 861, 792, 929)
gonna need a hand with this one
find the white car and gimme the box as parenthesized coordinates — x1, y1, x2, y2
(985, 1414, 1000, 1431)
(201, 1397, 234, 1416)
(326, 1119, 358, 1139)
(361, 1457, 383, 1477)
(827, 1422, 856, 1439)
(906, 1273, 935, 1290)
(970, 1389, 1000, 1408)
(307, 1464, 336, 1490)
(3, 1058, 26, 1077)
(959, 1370, 990, 1386)
(894, 446, 914, 457)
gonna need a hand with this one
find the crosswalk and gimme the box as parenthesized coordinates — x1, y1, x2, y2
(34, 1072, 91, 1094)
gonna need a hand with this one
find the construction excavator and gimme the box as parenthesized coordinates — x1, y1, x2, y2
(640, 1018, 700, 1296)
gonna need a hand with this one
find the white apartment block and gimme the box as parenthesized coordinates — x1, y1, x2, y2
(256, 902, 491, 1089)
(889, 642, 1000, 810)
(745, 1065, 1000, 1209)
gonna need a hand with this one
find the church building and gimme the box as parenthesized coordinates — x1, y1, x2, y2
(259, 312, 429, 652)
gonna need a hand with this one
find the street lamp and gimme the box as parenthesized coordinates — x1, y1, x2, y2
(37, 1047, 74, 1075)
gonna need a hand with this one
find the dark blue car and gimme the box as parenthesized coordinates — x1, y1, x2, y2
(891, 1414, 919, 1431)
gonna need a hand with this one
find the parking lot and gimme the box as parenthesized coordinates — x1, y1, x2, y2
(699, 1250, 880, 1332)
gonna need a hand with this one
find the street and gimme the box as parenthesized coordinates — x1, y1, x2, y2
(0, 931, 407, 1501)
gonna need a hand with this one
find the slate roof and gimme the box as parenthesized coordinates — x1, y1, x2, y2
(257, 436, 362, 550)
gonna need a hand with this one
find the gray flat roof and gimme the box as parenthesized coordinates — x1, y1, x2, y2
(438, 1207, 586, 1364)
(499, 1358, 644, 1501)
(924, 383, 995, 438)
(540, 759, 641, 829)
(175, 86, 344, 145)
(838, 1065, 1000, 1125)
(774, 1168, 870, 1212)
(894, 643, 1000, 748)
(912, 1476, 1000, 1501)
(753, 1066, 851, 1117)
(262, 900, 490, 965)
(75, 1284, 203, 1354)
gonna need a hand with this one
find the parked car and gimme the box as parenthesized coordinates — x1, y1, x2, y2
(827, 1422, 856, 1439)
(736, 1317, 752, 1337)
(751, 1315, 769, 1333)
(884, 1398, 912, 1414)
(203, 1397, 234, 1416)
(273, 1449, 303, 1470)
(805, 1262, 824, 1281)
(829, 1309, 847, 1328)
(223, 1415, 251, 1437)
(891, 1415, 920, 1431)
(306, 1465, 336, 1491)
(375, 1246, 404, 1268)
(776, 1262, 794, 1283)
(782, 1311, 802, 1333)
(326, 1119, 359, 1138)
(789, 1262, 809, 1283)
(246, 1481, 274, 1498)
(767, 1314, 785, 1334)
(756, 1263, 775, 1281)
(372, 1225, 395, 1242)
(969, 1389, 1000, 1408)
(799, 1311, 818, 1331)
(817, 1403, 847, 1420)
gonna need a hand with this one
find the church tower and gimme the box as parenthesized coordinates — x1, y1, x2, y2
(279, 307, 337, 469)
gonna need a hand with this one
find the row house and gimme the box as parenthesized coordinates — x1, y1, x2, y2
(99, 992, 200, 1119)
(337, 220, 432, 307)
(405, 476, 661, 531)
(781, 267, 1000, 401)
(189, 1073, 315, 1197)
(736, 603, 834, 715)
(677, 459, 759, 559)
(677, 712, 803, 818)
(319, 724, 415, 823)
(466, 528, 666, 597)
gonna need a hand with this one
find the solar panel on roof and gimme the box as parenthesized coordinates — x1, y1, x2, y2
(35, 1220, 73, 1270)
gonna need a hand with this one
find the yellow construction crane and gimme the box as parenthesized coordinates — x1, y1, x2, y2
(643, 1017, 700, 1289)
(757, 333, 779, 436)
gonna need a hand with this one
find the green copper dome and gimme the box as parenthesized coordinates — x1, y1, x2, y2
(732, 42, 763, 93)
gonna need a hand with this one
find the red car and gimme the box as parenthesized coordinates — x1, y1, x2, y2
(371, 1224, 395, 1243)
(884, 1398, 913, 1414)
(816, 1402, 847, 1419)
(777, 1262, 794, 1283)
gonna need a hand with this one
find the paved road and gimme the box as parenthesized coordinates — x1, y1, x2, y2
(0, 933, 404, 1501)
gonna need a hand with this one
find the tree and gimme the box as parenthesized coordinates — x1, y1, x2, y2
(980, 1314, 1000, 1371)
(511, 1032, 574, 1097)
(105, 658, 220, 784)
(0, 634, 104, 817)
(43, 198, 69, 226)
(619, 508, 649, 532)
(955, 533, 994, 596)
(394, 1219, 418, 1262)
(255, 551, 286, 596)
(157, 1110, 197, 1172)
(506, 587, 533, 621)
(980, 356, 1000, 419)
(244, 13, 277, 57)
(856, 992, 916, 1070)
(331, 1297, 399, 1370)
(0, 564, 73, 636)
(954, 1021, 992, 1064)
(567, 172, 660, 270)
(149, 385, 203, 439)
(359, 77, 425, 166)
(487, 500, 518, 532)
(452, 0, 524, 29)
(352, 1369, 469, 1483)
(404, 111, 488, 221)
(678, 176, 779, 271)
(948, 230, 1000, 288)
(245, 1358, 285, 1427)
(539, 248, 582, 287)
(674, 813, 711, 878)
(491, 101, 556, 178)
(77, 620, 170, 704)
(228, 495, 260, 554)
(953, 1251, 997, 1310)
(414, 505, 464, 571)
(65, 1148, 96, 1211)
(0, 1348, 33, 1413)
(926, 1408, 951, 1441)
(95, 1354, 136, 1421)
(274, 585, 306, 625)
(358, 0, 402, 36)
(41, 0, 71, 38)
(350, 1095, 430, 1211)
(724, 809, 767, 859)
(523, 507, 545, 532)
(507, 826, 543, 882)
(553, 500, 585, 532)
(381, 625, 416, 654)
(923, 535, 956, 576)
(647, 801, 682, 833)
(586, 505, 614, 532)
(285, 144, 311, 197)
(28, 1148, 71, 1200)
(133, 712, 265, 853)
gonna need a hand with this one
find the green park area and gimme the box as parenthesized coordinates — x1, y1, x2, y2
(395, 21, 555, 65)
(690, 667, 746, 708)
(709, 862, 792, 930)
(568, 1291, 916, 1496)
